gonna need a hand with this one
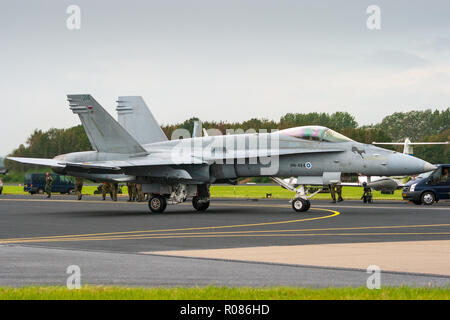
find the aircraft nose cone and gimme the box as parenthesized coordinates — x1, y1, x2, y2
(423, 161, 437, 172)
(387, 153, 436, 175)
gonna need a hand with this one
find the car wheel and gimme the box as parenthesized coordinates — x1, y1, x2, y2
(37, 188, 44, 195)
(421, 191, 435, 205)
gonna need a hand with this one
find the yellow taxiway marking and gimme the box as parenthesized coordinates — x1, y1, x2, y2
(0, 198, 449, 244)
(1, 219, 450, 245)
(3, 222, 450, 245)
(0, 208, 339, 244)
(1, 232, 450, 244)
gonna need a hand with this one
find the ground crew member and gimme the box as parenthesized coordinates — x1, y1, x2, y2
(45, 172, 53, 198)
(127, 183, 136, 202)
(101, 182, 110, 200)
(136, 184, 144, 202)
(361, 182, 373, 203)
(111, 183, 118, 201)
(329, 184, 343, 203)
(75, 177, 84, 200)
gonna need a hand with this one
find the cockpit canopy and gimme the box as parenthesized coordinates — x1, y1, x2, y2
(281, 126, 353, 143)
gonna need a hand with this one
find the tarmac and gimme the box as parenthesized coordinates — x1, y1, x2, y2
(0, 194, 449, 287)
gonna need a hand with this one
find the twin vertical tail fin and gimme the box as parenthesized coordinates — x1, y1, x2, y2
(116, 96, 168, 145)
(67, 94, 147, 155)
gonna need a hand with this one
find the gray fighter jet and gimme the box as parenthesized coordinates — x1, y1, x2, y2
(8, 94, 436, 213)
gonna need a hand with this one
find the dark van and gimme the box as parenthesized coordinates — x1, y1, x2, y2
(24, 173, 75, 195)
(402, 164, 450, 205)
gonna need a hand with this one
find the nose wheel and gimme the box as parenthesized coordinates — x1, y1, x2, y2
(271, 177, 317, 213)
(292, 197, 310, 212)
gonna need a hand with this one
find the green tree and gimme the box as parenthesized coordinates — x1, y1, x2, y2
(5, 125, 91, 172)
(376, 109, 449, 141)
(413, 129, 450, 164)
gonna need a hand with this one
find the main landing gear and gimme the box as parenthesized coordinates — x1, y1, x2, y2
(192, 196, 210, 212)
(148, 194, 167, 213)
(271, 177, 321, 213)
(147, 184, 211, 214)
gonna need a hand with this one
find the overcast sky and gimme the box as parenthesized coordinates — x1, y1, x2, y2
(1, 0, 450, 155)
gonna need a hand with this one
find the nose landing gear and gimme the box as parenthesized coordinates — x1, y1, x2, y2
(271, 177, 321, 213)
(292, 197, 311, 212)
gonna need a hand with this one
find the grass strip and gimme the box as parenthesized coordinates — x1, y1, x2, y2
(0, 286, 448, 300)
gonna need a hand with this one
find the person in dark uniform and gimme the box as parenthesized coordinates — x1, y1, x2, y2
(329, 183, 343, 203)
(127, 183, 135, 202)
(75, 177, 84, 200)
(101, 182, 110, 201)
(136, 184, 144, 202)
(361, 182, 373, 203)
(45, 172, 53, 198)
(111, 183, 118, 201)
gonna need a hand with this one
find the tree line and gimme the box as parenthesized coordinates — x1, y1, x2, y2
(5, 109, 449, 173)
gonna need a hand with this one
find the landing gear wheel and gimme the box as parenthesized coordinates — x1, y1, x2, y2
(421, 192, 435, 206)
(192, 196, 210, 212)
(148, 195, 167, 213)
(292, 197, 310, 212)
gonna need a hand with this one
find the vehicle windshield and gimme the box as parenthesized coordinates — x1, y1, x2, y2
(282, 126, 353, 142)
(416, 171, 434, 180)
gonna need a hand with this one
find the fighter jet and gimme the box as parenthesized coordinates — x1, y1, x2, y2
(8, 94, 437, 213)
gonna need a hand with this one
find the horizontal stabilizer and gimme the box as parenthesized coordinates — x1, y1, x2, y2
(67, 94, 147, 155)
(6, 157, 65, 167)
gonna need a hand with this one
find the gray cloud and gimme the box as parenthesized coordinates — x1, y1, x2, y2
(367, 51, 429, 69)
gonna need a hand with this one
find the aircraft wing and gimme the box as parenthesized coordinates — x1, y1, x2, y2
(8, 147, 342, 177)
(7, 154, 206, 171)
